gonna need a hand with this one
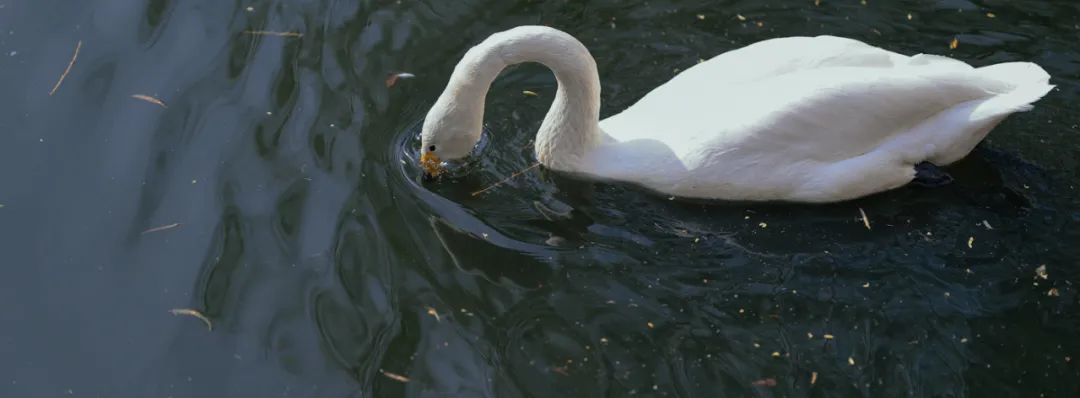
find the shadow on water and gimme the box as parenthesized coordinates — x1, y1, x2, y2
(1, 0, 1079, 397)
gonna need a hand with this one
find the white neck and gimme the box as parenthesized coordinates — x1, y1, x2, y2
(442, 26, 603, 170)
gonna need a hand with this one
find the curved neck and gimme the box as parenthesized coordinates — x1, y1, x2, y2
(444, 26, 602, 169)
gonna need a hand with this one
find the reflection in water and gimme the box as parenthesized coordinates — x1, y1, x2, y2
(1, 0, 1079, 397)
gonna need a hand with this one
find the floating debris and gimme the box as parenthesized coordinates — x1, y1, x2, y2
(131, 94, 167, 108)
(243, 30, 303, 38)
(981, 220, 993, 230)
(1048, 288, 1060, 297)
(758, 222, 767, 228)
(907, 13, 913, 20)
(858, 208, 871, 230)
(967, 237, 974, 248)
(380, 370, 410, 383)
(471, 162, 541, 196)
(50, 40, 82, 96)
(736, 14, 747, 21)
(848, 357, 856, 366)
(385, 72, 415, 88)
(810, 371, 818, 385)
(771, 351, 781, 358)
(986, 12, 996, 18)
(142, 223, 181, 234)
(169, 308, 212, 331)
(426, 307, 440, 322)
(647, 321, 655, 329)
(752, 378, 777, 387)
(1035, 265, 1049, 280)
(824, 334, 835, 340)
(522, 90, 539, 97)
(696, 14, 705, 20)
(949, 37, 959, 50)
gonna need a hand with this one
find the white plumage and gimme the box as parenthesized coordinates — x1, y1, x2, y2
(420, 26, 1053, 203)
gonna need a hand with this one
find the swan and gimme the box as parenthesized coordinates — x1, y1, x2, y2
(418, 26, 1053, 203)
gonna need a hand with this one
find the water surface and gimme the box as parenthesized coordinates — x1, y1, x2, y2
(2, 0, 1079, 396)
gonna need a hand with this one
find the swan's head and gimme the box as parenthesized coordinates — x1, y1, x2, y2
(419, 94, 484, 178)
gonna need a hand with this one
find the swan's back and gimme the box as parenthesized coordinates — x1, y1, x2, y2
(585, 35, 1052, 201)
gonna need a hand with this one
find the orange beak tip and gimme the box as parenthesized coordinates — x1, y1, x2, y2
(419, 152, 443, 177)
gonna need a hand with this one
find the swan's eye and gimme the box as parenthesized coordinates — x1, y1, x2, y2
(428, 145, 437, 152)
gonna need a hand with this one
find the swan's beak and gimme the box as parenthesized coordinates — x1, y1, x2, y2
(420, 152, 444, 180)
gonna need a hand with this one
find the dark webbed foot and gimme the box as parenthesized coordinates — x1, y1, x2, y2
(913, 161, 954, 188)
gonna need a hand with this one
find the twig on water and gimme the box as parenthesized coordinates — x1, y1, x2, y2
(380, 370, 411, 383)
(169, 308, 213, 331)
(131, 94, 167, 108)
(858, 208, 871, 230)
(244, 30, 303, 38)
(470, 163, 541, 197)
(142, 223, 181, 234)
(49, 40, 82, 96)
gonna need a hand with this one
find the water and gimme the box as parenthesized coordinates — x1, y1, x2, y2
(2, 0, 1079, 396)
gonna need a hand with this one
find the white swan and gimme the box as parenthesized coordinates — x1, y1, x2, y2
(419, 26, 1053, 203)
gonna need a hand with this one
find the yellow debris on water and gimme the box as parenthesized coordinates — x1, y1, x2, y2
(1035, 264, 1049, 280)
(949, 37, 959, 49)
(522, 90, 539, 97)
(426, 307, 440, 321)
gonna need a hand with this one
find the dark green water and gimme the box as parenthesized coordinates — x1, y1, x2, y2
(2, 0, 1079, 396)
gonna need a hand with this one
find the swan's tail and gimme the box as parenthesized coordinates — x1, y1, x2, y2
(978, 62, 1051, 86)
(971, 62, 1054, 119)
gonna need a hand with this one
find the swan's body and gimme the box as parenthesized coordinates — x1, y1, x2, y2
(420, 26, 1053, 202)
